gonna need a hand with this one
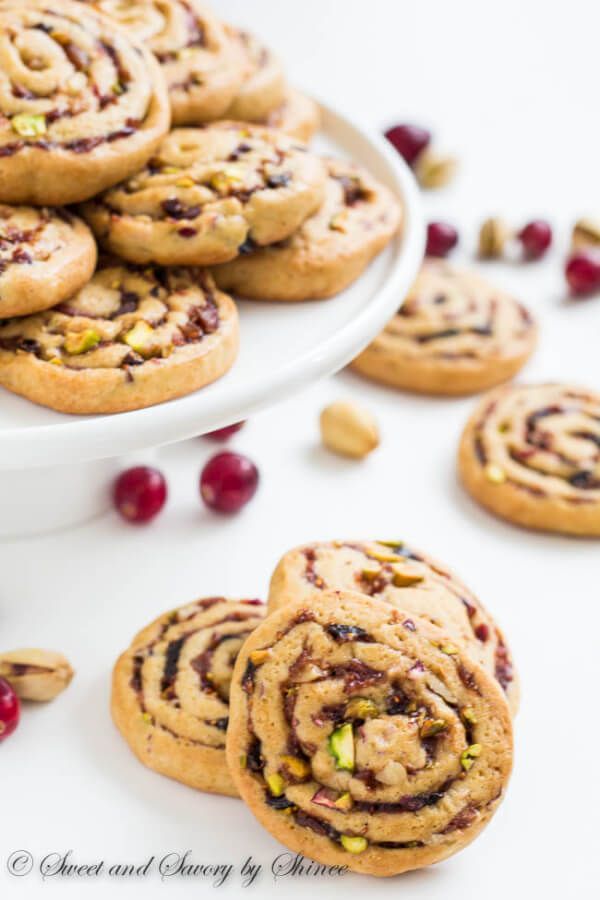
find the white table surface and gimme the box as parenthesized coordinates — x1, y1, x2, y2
(2, 1, 599, 898)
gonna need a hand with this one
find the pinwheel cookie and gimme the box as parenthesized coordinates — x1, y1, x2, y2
(79, 0, 245, 125)
(82, 123, 327, 266)
(224, 29, 285, 122)
(269, 540, 518, 714)
(212, 158, 401, 300)
(351, 261, 537, 395)
(459, 383, 600, 536)
(0, 206, 96, 317)
(265, 87, 321, 143)
(226, 591, 513, 877)
(112, 597, 265, 796)
(0, 263, 238, 414)
(0, 0, 170, 205)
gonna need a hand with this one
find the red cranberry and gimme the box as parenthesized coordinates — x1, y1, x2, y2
(565, 252, 600, 296)
(384, 124, 431, 167)
(425, 221, 459, 258)
(200, 452, 259, 513)
(0, 677, 19, 742)
(113, 466, 167, 524)
(518, 220, 552, 259)
(474, 624, 490, 642)
(204, 421, 245, 442)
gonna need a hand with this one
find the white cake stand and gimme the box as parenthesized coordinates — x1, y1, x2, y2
(0, 100, 425, 537)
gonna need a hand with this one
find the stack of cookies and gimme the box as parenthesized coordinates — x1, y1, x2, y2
(0, 0, 401, 415)
(112, 539, 515, 878)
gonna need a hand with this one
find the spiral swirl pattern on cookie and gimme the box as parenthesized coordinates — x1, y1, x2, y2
(82, 122, 326, 265)
(226, 592, 513, 876)
(0, 205, 96, 316)
(79, 0, 244, 125)
(268, 540, 517, 714)
(0, 0, 169, 204)
(352, 261, 536, 395)
(459, 383, 600, 535)
(0, 262, 239, 413)
(112, 597, 265, 796)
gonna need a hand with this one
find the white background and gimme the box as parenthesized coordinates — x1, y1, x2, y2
(2, 0, 600, 897)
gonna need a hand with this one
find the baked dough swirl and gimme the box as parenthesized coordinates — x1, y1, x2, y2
(212, 158, 401, 301)
(268, 540, 518, 714)
(112, 597, 265, 796)
(351, 261, 537, 395)
(0, 261, 238, 413)
(226, 591, 513, 877)
(224, 28, 285, 122)
(0, 0, 170, 204)
(79, 0, 245, 125)
(459, 382, 600, 535)
(81, 122, 327, 265)
(0, 205, 96, 316)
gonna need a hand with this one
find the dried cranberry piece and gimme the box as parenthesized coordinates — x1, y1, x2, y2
(325, 624, 370, 642)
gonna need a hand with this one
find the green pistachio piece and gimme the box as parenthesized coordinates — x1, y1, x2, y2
(340, 835, 367, 854)
(11, 113, 47, 137)
(460, 743, 482, 771)
(333, 792, 354, 811)
(280, 755, 311, 779)
(345, 697, 380, 720)
(266, 773, 285, 796)
(123, 320, 155, 356)
(461, 707, 478, 725)
(328, 722, 354, 772)
(391, 565, 424, 587)
(64, 329, 100, 355)
(420, 718, 447, 739)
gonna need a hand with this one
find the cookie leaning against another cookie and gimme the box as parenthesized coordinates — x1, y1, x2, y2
(224, 28, 286, 122)
(0, 0, 170, 206)
(78, 0, 245, 126)
(0, 263, 238, 414)
(351, 261, 537, 395)
(212, 158, 401, 300)
(268, 540, 518, 715)
(0, 207, 96, 317)
(112, 597, 265, 797)
(458, 382, 600, 536)
(81, 123, 327, 266)
(226, 590, 513, 877)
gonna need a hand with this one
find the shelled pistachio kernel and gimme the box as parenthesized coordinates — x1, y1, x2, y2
(460, 743, 482, 771)
(11, 113, 47, 137)
(266, 773, 285, 796)
(280, 755, 311, 779)
(249, 649, 271, 666)
(319, 400, 380, 459)
(124, 321, 155, 355)
(340, 835, 368, 854)
(420, 718, 447, 738)
(64, 329, 100, 355)
(0, 648, 74, 701)
(345, 697, 379, 719)
(571, 218, 600, 251)
(461, 706, 478, 725)
(415, 149, 457, 189)
(391, 565, 424, 587)
(478, 217, 509, 259)
(485, 463, 506, 484)
(334, 792, 353, 811)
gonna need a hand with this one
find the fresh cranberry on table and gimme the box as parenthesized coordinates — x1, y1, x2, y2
(113, 466, 168, 524)
(384, 124, 431, 166)
(565, 251, 600, 296)
(204, 421, 245, 442)
(0, 677, 20, 742)
(200, 452, 259, 513)
(425, 221, 459, 257)
(517, 220, 552, 259)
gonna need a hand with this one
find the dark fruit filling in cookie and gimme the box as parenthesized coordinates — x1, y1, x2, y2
(240, 613, 492, 855)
